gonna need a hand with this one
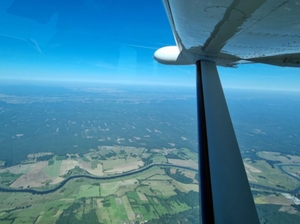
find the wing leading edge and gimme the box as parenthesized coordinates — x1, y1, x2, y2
(155, 0, 300, 67)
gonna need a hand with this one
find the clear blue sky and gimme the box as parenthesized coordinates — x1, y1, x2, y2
(0, 0, 299, 91)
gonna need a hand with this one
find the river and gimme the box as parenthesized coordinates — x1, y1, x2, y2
(1, 163, 300, 196)
(0, 164, 198, 195)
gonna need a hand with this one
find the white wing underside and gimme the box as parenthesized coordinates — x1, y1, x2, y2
(156, 0, 300, 67)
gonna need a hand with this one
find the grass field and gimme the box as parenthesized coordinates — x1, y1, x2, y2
(141, 180, 176, 197)
(257, 151, 300, 164)
(254, 193, 292, 205)
(122, 195, 135, 220)
(181, 170, 198, 180)
(172, 180, 199, 193)
(82, 156, 90, 162)
(115, 180, 139, 197)
(245, 160, 299, 191)
(0, 172, 22, 187)
(100, 182, 120, 197)
(91, 160, 98, 169)
(42, 160, 62, 177)
(148, 174, 172, 180)
(37, 198, 73, 224)
(151, 155, 167, 163)
(111, 146, 145, 156)
(105, 196, 128, 222)
(136, 185, 161, 196)
(127, 191, 159, 220)
(102, 159, 127, 171)
(180, 148, 198, 162)
(282, 166, 300, 178)
(77, 185, 100, 198)
(134, 166, 165, 180)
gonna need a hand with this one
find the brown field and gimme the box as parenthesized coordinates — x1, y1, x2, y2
(77, 158, 91, 170)
(137, 192, 148, 201)
(244, 162, 262, 173)
(60, 198, 75, 203)
(10, 162, 49, 188)
(96, 198, 104, 208)
(51, 177, 65, 184)
(35, 212, 45, 224)
(245, 170, 258, 182)
(119, 178, 138, 186)
(10, 169, 49, 188)
(153, 198, 159, 204)
(255, 194, 292, 205)
(59, 160, 78, 175)
(77, 158, 103, 176)
(3, 164, 32, 174)
(89, 163, 104, 176)
(167, 159, 198, 169)
(54, 210, 63, 218)
(104, 161, 143, 174)
(279, 206, 298, 214)
(170, 168, 176, 174)
(172, 179, 199, 193)
(181, 170, 198, 182)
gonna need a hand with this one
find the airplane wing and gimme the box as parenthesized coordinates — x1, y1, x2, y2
(153, 0, 300, 223)
(155, 0, 300, 67)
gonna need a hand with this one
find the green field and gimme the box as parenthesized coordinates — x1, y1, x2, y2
(257, 151, 300, 164)
(102, 159, 126, 171)
(91, 160, 98, 169)
(180, 148, 198, 162)
(82, 156, 90, 162)
(282, 166, 300, 178)
(149, 174, 172, 180)
(102, 196, 128, 222)
(77, 185, 100, 198)
(100, 182, 120, 197)
(245, 159, 299, 191)
(141, 180, 176, 196)
(0, 168, 199, 224)
(0, 172, 22, 187)
(42, 160, 62, 177)
(151, 155, 167, 163)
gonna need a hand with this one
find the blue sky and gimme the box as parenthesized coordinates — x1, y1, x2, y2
(0, 0, 299, 91)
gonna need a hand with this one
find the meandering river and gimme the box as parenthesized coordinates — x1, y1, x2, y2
(1, 163, 300, 196)
(0, 164, 198, 195)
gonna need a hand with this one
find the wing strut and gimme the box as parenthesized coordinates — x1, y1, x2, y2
(196, 60, 259, 224)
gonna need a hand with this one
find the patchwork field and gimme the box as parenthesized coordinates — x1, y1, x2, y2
(257, 152, 300, 164)
(244, 150, 300, 220)
(0, 145, 200, 223)
(250, 161, 297, 191)
(0, 164, 199, 224)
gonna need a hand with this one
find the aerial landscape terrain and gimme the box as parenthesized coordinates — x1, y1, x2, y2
(0, 82, 300, 223)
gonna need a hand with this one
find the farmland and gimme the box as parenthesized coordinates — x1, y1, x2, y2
(0, 145, 199, 223)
